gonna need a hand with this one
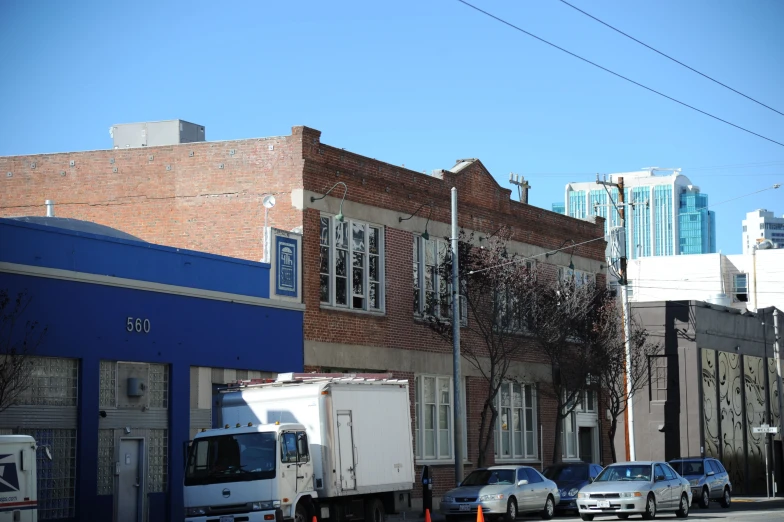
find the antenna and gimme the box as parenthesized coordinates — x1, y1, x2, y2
(509, 173, 531, 204)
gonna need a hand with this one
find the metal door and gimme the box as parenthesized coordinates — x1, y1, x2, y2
(118, 439, 143, 522)
(578, 427, 594, 463)
(337, 411, 356, 490)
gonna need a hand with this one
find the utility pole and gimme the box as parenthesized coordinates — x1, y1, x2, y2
(509, 173, 531, 204)
(451, 187, 464, 485)
(597, 175, 635, 461)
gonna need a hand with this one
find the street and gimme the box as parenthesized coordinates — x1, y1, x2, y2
(404, 500, 784, 522)
(517, 500, 784, 521)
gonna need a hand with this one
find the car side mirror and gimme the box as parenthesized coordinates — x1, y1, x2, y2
(517, 480, 528, 486)
(656, 475, 666, 482)
(707, 471, 715, 476)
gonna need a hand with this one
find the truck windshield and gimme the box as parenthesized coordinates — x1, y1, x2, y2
(185, 432, 276, 486)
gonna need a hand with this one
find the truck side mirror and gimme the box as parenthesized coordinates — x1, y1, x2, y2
(297, 433, 309, 461)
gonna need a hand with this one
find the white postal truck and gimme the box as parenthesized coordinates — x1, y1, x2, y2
(184, 376, 415, 522)
(0, 435, 40, 522)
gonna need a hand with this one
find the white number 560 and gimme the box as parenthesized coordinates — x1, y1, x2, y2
(126, 317, 151, 333)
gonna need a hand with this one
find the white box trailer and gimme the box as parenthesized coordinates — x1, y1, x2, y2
(185, 376, 414, 522)
(0, 435, 39, 522)
(219, 376, 415, 501)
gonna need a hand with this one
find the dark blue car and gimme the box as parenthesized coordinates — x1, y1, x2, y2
(543, 462, 603, 515)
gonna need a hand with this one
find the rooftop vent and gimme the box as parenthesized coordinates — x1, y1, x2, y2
(109, 120, 205, 149)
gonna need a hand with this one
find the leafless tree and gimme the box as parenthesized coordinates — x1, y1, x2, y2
(521, 272, 601, 463)
(424, 228, 532, 467)
(0, 290, 47, 412)
(588, 301, 661, 462)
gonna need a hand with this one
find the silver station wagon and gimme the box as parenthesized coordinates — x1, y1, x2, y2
(577, 461, 692, 520)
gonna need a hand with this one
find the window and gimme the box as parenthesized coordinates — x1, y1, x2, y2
(413, 236, 451, 318)
(320, 216, 383, 311)
(577, 390, 596, 412)
(743, 225, 747, 232)
(526, 467, 544, 483)
(563, 409, 578, 459)
(495, 382, 538, 459)
(649, 356, 669, 401)
(655, 464, 666, 480)
(558, 266, 595, 287)
(714, 460, 726, 473)
(495, 285, 529, 333)
(414, 375, 453, 460)
(733, 273, 748, 303)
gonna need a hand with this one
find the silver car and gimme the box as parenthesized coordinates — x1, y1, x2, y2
(576, 461, 692, 520)
(440, 466, 560, 521)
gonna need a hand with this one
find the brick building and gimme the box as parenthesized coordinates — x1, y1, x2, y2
(1, 124, 611, 506)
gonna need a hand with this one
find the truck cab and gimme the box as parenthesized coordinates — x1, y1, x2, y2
(0, 435, 39, 522)
(184, 422, 314, 522)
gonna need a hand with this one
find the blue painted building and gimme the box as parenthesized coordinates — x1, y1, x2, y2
(0, 217, 304, 522)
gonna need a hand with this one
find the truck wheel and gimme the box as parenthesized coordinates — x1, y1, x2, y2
(365, 497, 385, 522)
(295, 503, 309, 522)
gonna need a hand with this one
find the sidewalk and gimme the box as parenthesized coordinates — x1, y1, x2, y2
(733, 496, 784, 503)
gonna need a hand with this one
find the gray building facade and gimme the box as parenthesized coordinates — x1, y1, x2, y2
(628, 301, 782, 496)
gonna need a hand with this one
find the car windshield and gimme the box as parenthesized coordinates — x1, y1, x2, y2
(543, 465, 589, 481)
(461, 469, 516, 486)
(595, 464, 652, 482)
(185, 432, 276, 486)
(671, 460, 704, 476)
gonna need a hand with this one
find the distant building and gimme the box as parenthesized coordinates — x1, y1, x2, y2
(742, 208, 784, 254)
(625, 248, 784, 313)
(560, 168, 716, 259)
(552, 202, 565, 214)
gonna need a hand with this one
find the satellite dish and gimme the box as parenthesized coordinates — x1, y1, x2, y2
(263, 195, 276, 209)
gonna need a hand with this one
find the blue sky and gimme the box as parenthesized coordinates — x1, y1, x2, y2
(1, 0, 782, 255)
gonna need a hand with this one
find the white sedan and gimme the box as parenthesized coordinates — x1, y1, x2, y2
(576, 461, 692, 520)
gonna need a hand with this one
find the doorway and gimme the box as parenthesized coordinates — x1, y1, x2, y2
(117, 438, 143, 522)
(578, 427, 595, 463)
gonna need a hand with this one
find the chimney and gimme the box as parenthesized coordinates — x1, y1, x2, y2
(45, 200, 55, 217)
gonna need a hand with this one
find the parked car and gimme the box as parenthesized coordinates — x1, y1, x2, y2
(543, 462, 603, 514)
(669, 456, 732, 509)
(440, 466, 560, 521)
(576, 461, 692, 520)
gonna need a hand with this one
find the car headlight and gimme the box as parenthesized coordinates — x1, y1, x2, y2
(619, 492, 642, 498)
(689, 479, 700, 487)
(251, 501, 277, 510)
(479, 494, 505, 501)
(442, 496, 454, 503)
(186, 506, 207, 516)
(569, 488, 579, 497)
(577, 493, 589, 499)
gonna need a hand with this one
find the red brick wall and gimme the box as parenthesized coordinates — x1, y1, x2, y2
(0, 129, 309, 260)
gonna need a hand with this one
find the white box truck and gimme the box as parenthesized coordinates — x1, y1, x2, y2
(0, 435, 41, 522)
(184, 375, 415, 522)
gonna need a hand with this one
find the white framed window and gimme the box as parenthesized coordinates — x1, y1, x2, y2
(494, 382, 538, 460)
(413, 236, 451, 318)
(558, 266, 595, 287)
(414, 375, 468, 462)
(563, 412, 578, 459)
(320, 215, 384, 311)
(496, 285, 531, 333)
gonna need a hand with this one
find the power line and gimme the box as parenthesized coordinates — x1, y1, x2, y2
(467, 235, 607, 275)
(455, 0, 784, 148)
(556, 0, 784, 118)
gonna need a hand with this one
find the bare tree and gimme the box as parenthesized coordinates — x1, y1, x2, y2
(522, 273, 604, 463)
(424, 228, 531, 467)
(589, 302, 661, 462)
(0, 290, 47, 412)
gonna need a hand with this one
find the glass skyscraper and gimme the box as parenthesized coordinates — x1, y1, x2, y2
(556, 168, 716, 259)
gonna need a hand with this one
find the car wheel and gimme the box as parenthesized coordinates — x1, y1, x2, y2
(445, 517, 460, 522)
(540, 495, 554, 520)
(504, 497, 517, 522)
(617, 515, 629, 520)
(641, 494, 656, 520)
(676, 493, 690, 518)
(580, 515, 594, 521)
(720, 487, 731, 509)
(699, 487, 710, 509)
